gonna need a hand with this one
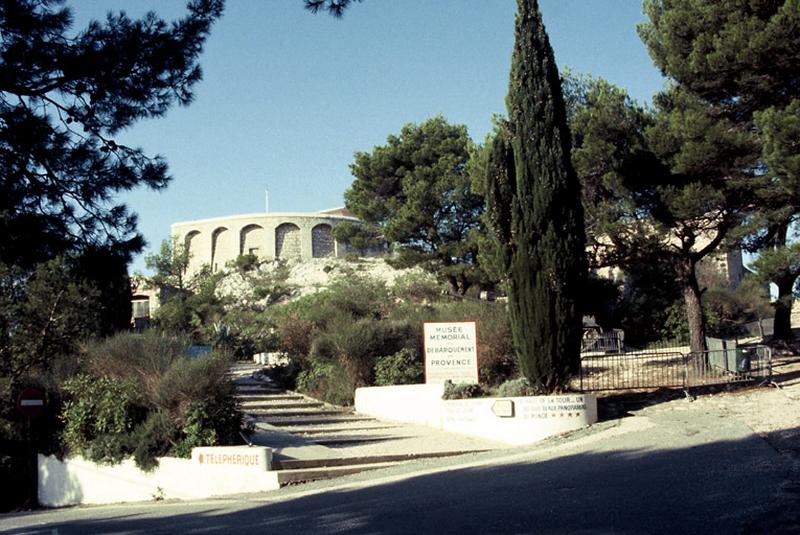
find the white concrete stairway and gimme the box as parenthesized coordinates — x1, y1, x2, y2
(228, 362, 498, 485)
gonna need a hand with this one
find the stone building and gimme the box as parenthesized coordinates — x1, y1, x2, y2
(171, 207, 367, 275)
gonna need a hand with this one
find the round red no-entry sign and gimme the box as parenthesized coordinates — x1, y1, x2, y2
(16, 388, 46, 418)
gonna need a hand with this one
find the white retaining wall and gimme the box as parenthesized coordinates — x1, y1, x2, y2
(39, 446, 279, 507)
(355, 385, 597, 446)
(354, 383, 445, 427)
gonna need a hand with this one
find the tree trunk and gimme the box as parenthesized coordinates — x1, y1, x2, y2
(446, 275, 465, 296)
(773, 279, 795, 340)
(682, 266, 707, 354)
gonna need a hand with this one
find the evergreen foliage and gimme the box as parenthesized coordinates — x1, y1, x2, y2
(145, 238, 226, 341)
(343, 116, 485, 295)
(484, 0, 586, 393)
(751, 100, 800, 337)
(0, 260, 102, 385)
(564, 70, 754, 353)
(304, 0, 361, 18)
(1, 3, 224, 504)
(639, 0, 800, 340)
(0, 0, 225, 266)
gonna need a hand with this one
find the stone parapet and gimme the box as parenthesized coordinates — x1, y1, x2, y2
(171, 211, 363, 275)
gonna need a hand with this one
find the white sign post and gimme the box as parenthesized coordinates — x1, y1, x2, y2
(424, 321, 479, 384)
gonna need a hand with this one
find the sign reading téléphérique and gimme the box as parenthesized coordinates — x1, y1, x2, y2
(192, 446, 271, 471)
(424, 321, 479, 384)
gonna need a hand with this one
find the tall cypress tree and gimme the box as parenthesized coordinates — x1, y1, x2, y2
(485, 0, 586, 393)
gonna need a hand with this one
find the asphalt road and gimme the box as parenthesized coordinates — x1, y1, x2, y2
(1, 398, 794, 535)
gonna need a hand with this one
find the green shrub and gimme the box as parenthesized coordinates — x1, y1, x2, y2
(171, 397, 240, 458)
(325, 274, 390, 321)
(391, 271, 443, 303)
(211, 322, 257, 360)
(296, 360, 353, 406)
(231, 253, 259, 274)
(308, 333, 338, 362)
(61, 374, 144, 465)
(274, 314, 319, 362)
(329, 318, 412, 388)
(442, 381, 485, 400)
(60, 332, 241, 470)
(151, 352, 234, 417)
(246, 261, 295, 305)
(132, 412, 174, 472)
(374, 348, 424, 386)
(85, 330, 190, 398)
(295, 318, 414, 403)
(496, 377, 537, 397)
(660, 301, 689, 343)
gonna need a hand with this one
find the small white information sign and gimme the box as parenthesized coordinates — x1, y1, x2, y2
(424, 321, 479, 384)
(192, 446, 271, 471)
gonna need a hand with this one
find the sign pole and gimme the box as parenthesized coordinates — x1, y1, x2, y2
(17, 387, 46, 508)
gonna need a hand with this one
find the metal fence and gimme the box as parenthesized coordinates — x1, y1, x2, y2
(577, 345, 772, 393)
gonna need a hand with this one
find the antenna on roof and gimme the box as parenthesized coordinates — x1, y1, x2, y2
(265, 188, 269, 213)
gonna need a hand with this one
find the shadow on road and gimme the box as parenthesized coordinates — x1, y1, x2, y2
(10, 429, 798, 535)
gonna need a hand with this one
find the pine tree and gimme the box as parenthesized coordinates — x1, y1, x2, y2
(640, 0, 800, 340)
(485, 0, 586, 393)
(343, 117, 484, 295)
(0, 0, 224, 268)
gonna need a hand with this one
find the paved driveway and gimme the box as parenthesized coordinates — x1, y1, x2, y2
(2, 395, 794, 534)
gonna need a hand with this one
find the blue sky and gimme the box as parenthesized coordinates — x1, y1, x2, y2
(70, 1, 666, 273)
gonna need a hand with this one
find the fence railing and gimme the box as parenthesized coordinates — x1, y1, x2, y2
(581, 329, 624, 354)
(577, 345, 772, 393)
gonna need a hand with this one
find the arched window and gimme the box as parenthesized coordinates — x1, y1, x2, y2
(312, 224, 334, 258)
(275, 223, 301, 259)
(211, 227, 230, 271)
(184, 230, 202, 272)
(240, 224, 264, 256)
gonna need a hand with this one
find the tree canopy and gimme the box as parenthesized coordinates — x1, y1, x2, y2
(304, 0, 361, 18)
(343, 116, 484, 295)
(0, 0, 224, 268)
(639, 0, 800, 340)
(145, 238, 225, 340)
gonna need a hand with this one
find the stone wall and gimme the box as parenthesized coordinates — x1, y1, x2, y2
(171, 212, 360, 275)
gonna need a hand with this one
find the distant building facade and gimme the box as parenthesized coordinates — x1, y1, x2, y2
(171, 207, 369, 275)
(131, 276, 159, 330)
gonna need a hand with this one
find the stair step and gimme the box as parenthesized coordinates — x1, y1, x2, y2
(310, 436, 399, 447)
(245, 409, 348, 417)
(239, 401, 325, 410)
(275, 450, 487, 471)
(259, 415, 377, 426)
(233, 378, 274, 385)
(234, 388, 281, 398)
(276, 462, 396, 485)
(235, 387, 282, 395)
(290, 424, 400, 435)
(235, 394, 305, 401)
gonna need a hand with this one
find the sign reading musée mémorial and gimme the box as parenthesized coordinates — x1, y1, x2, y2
(424, 321, 479, 384)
